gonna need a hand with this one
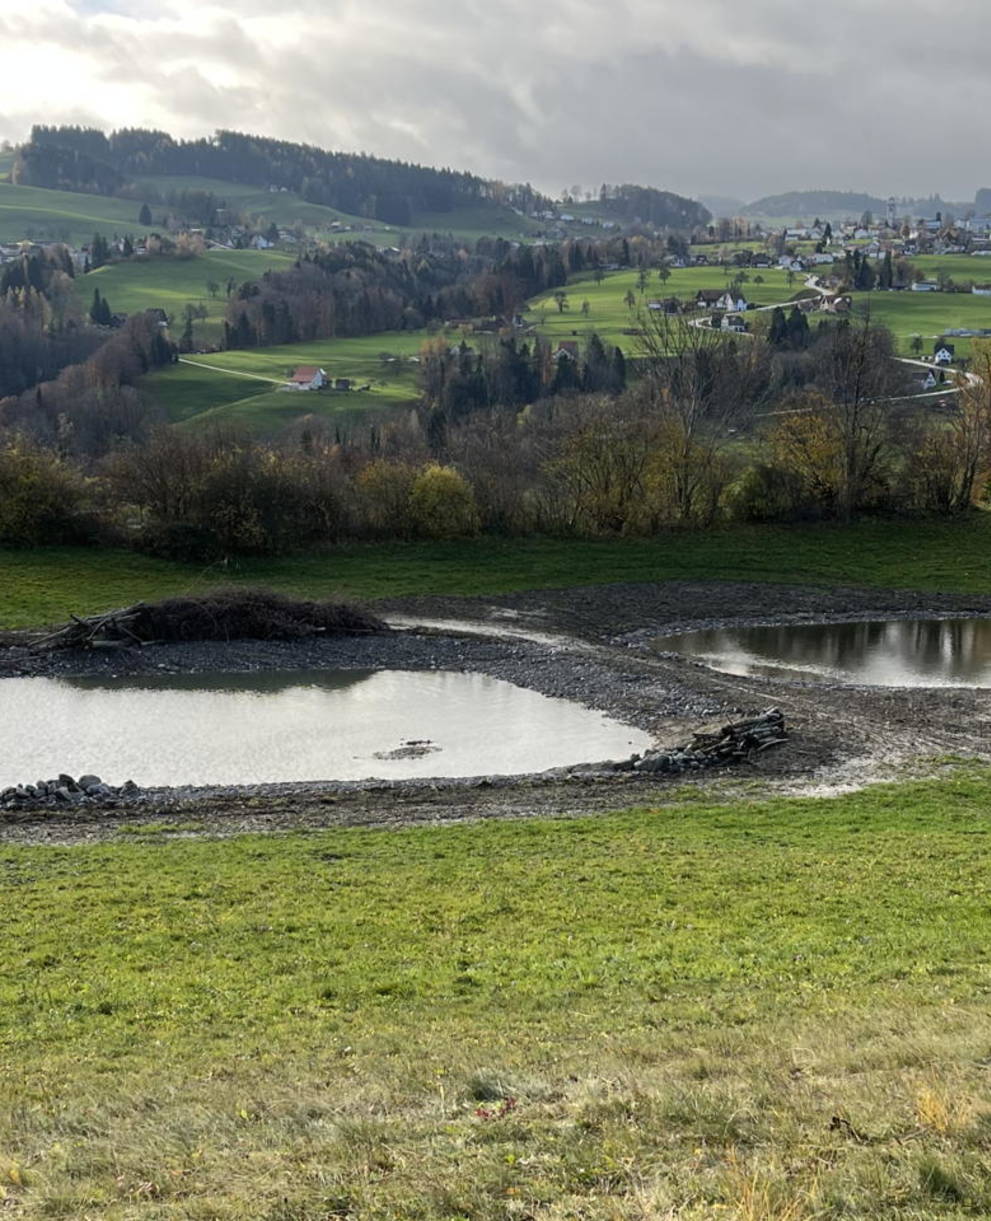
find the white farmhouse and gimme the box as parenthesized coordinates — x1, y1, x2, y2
(288, 366, 328, 390)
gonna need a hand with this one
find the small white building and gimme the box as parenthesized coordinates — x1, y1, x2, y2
(911, 280, 940, 292)
(288, 366, 327, 390)
(934, 343, 956, 365)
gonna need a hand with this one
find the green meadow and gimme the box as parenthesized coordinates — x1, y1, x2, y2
(135, 173, 380, 236)
(852, 290, 991, 357)
(4, 513, 991, 630)
(5, 774, 991, 1216)
(76, 248, 297, 342)
(141, 332, 425, 433)
(139, 175, 539, 245)
(0, 179, 158, 245)
(526, 265, 801, 348)
(911, 254, 991, 285)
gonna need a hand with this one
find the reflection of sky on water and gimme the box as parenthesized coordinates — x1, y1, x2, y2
(0, 669, 650, 788)
(655, 618, 991, 687)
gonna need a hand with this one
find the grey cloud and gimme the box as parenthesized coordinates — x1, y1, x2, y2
(3, 0, 990, 201)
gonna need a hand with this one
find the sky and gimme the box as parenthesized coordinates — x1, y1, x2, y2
(0, 0, 988, 205)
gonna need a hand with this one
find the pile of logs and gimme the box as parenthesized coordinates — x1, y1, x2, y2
(630, 708, 788, 775)
(687, 708, 789, 762)
(31, 606, 151, 652)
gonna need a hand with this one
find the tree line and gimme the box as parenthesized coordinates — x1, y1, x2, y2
(15, 126, 550, 227)
(3, 314, 991, 554)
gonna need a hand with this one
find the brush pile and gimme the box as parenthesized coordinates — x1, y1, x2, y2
(30, 588, 389, 651)
(629, 708, 788, 775)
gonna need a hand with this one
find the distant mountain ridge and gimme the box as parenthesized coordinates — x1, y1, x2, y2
(739, 188, 976, 221)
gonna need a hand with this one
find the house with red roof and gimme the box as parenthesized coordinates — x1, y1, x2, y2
(288, 367, 327, 390)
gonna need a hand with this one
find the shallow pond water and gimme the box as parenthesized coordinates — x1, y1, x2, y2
(0, 669, 651, 788)
(655, 617, 991, 687)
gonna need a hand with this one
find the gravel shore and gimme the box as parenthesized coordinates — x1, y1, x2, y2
(3, 579, 991, 843)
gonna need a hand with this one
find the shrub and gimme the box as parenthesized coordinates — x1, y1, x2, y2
(0, 442, 94, 545)
(357, 459, 417, 538)
(408, 464, 480, 540)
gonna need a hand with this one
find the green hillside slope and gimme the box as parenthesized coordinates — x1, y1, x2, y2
(0, 180, 158, 244)
(75, 249, 297, 342)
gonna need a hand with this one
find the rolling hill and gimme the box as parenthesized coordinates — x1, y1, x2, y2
(74, 248, 298, 343)
(0, 179, 160, 244)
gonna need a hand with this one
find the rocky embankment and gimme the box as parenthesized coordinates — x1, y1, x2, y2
(1, 773, 139, 809)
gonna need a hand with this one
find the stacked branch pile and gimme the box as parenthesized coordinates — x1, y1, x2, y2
(630, 708, 788, 775)
(30, 589, 388, 651)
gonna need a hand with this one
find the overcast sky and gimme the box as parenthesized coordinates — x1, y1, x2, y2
(1, 0, 988, 205)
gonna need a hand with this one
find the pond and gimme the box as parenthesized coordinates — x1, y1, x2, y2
(0, 669, 651, 788)
(654, 617, 991, 687)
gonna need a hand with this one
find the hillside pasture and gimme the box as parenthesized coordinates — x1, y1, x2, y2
(134, 174, 388, 240)
(0, 179, 158, 244)
(138, 175, 540, 246)
(852, 290, 991, 357)
(526, 265, 802, 349)
(75, 248, 296, 343)
(142, 332, 424, 433)
(910, 253, 991, 287)
(412, 200, 541, 241)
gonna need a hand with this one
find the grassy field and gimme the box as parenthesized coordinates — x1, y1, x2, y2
(0, 180, 159, 245)
(5, 773, 991, 1215)
(136, 174, 380, 236)
(851, 291, 991, 357)
(141, 332, 425, 433)
(4, 513, 991, 629)
(526, 266, 801, 349)
(911, 254, 991, 286)
(76, 249, 297, 344)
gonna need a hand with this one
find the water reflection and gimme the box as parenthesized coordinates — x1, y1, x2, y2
(0, 668, 651, 788)
(64, 669, 376, 696)
(654, 618, 991, 686)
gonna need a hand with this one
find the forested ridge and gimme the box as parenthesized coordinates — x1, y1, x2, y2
(12, 125, 708, 230)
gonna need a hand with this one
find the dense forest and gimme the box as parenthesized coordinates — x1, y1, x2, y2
(0, 247, 107, 400)
(12, 126, 710, 231)
(220, 235, 640, 349)
(594, 184, 710, 230)
(15, 127, 545, 225)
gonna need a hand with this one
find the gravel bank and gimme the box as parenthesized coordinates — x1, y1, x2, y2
(3, 579, 991, 843)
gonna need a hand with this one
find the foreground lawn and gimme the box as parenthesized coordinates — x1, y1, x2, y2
(3, 514, 991, 629)
(4, 773, 991, 1216)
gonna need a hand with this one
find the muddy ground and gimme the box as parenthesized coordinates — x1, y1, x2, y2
(3, 580, 991, 844)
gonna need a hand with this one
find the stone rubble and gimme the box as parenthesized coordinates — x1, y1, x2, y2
(0, 774, 139, 809)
